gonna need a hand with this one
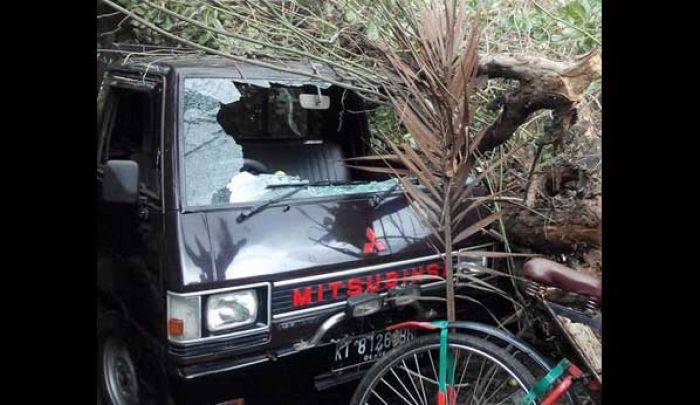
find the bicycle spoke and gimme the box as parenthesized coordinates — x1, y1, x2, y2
(455, 350, 474, 399)
(480, 376, 511, 405)
(398, 363, 438, 386)
(427, 349, 438, 382)
(380, 377, 419, 405)
(492, 389, 524, 405)
(369, 388, 390, 405)
(390, 367, 421, 405)
(402, 359, 427, 405)
(471, 354, 488, 403)
(414, 353, 429, 405)
(476, 363, 503, 403)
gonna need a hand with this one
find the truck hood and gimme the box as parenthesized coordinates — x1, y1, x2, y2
(177, 195, 486, 287)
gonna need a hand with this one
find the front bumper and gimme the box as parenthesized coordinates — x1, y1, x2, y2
(170, 315, 395, 382)
(165, 276, 511, 403)
(167, 344, 335, 405)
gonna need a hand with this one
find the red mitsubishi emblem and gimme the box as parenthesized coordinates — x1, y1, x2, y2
(363, 227, 387, 254)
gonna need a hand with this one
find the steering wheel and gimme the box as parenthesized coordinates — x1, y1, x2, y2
(241, 158, 270, 175)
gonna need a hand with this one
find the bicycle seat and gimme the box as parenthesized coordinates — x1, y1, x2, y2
(522, 258, 601, 299)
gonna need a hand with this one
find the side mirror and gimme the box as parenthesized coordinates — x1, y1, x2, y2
(103, 160, 139, 203)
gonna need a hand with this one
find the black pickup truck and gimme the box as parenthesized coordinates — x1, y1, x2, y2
(96, 54, 502, 405)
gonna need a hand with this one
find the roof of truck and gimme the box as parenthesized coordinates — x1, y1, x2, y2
(106, 52, 341, 81)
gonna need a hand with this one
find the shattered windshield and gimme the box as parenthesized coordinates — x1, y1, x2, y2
(181, 77, 397, 207)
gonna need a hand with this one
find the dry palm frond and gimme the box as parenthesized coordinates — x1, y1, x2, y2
(329, 0, 540, 325)
(346, 0, 508, 321)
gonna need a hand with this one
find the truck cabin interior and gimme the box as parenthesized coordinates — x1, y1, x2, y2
(217, 83, 381, 183)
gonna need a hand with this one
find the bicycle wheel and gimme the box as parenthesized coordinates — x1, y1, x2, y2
(350, 333, 537, 405)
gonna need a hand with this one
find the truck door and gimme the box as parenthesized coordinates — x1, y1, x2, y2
(97, 74, 164, 338)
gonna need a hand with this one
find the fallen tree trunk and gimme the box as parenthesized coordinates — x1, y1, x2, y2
(503, 196, 601, 252)
(503, 175, 601, 276)
(470, 50, 602, 277)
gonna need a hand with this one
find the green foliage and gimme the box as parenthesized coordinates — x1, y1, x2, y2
(549, 0, 601, 53)
(369, 106, 400, 136)
(114, 0, 230, 49)
(486, 0, 601, 56)
(368, 105, 404, 150)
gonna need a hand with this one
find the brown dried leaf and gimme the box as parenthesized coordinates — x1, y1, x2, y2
(453, 211, 503, 245)
(343, 164, 411, 176)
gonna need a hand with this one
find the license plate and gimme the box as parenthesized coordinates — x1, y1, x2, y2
(332, 329, 416, 371)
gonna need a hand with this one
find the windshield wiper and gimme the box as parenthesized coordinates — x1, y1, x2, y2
(265, 179, 368, 189)
(236, 187, 302, 223)
(236, 180, 368, 223)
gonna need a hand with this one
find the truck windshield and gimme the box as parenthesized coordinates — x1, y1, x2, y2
(181, 77, 397, 207)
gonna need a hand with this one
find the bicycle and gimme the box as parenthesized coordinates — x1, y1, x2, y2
(343, 257, 602, 405)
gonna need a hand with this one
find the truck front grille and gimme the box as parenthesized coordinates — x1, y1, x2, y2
(271, 258, 446, 316)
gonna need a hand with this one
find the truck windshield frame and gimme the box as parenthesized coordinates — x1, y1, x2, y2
(176, 73, 401, 213)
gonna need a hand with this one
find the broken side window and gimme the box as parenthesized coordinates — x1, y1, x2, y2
(105, 86, 161, 195)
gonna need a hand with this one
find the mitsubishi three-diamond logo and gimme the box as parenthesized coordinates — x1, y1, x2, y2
(363, 227, 387, 254)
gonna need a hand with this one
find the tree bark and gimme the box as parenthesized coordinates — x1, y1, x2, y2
(503, 195, 601, 253)
(503, 185, 601, 277)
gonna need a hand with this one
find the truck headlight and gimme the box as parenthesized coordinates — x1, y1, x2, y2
(206, 290, 258, 332)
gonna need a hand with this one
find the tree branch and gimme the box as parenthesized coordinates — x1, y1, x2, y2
(476, 49, 601, 154)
